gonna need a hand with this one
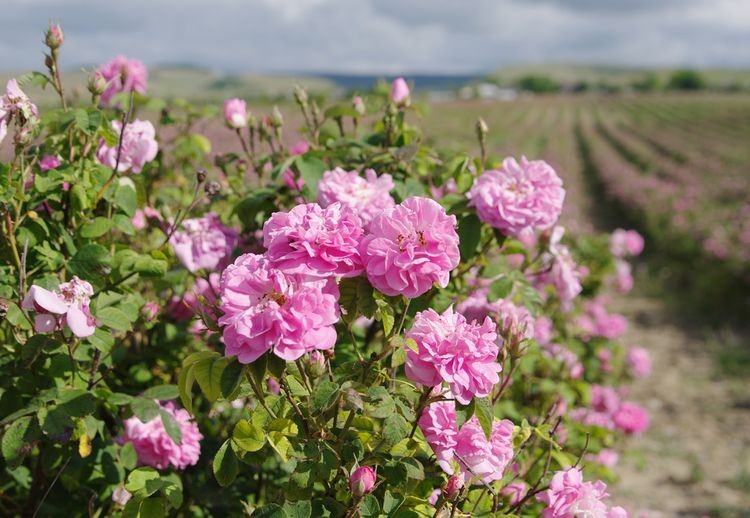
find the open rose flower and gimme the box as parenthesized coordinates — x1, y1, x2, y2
(263, 202, 364, 279)
(0, 79, 39, 145)
(613, 402, 650, 435)
(96, 119, 158, 174)
(317, 168, 395, 227)
(456, 290, 535, 342)
(405, 306, 501, 404)
(118, 401, 202, 470)
(218, 253, 340, 362)
(610, 229, 644, 257)
(468, 157, 564, 237)
(223, 98, 248, 129)
(170, 212, 238, 272)
(419, 399, 514, 484)
(537, 467, 620, 518)
(98, 55, 148, 105)
(22, 277, 97, 338)
(626, 346, 652, 378)
(360, 197, 459, 298)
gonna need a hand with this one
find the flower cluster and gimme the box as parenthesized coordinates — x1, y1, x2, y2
(96, 119, 158, 173)
(468, 157, 565, 237)
(405, 306, 501, 404)
(22, 277, 97, 337)
(419, 400, 514, 484)
(537, 467, 627, 518)
(118, 401, 202, 470)
(570, 385, 649, 435)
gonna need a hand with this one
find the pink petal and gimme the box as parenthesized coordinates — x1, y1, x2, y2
(34, 313, 58, 333)
(66, 304, 95, 337)
(24, 286, 68, 314)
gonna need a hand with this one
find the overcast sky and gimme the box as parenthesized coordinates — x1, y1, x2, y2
(2, 0, 749, 73)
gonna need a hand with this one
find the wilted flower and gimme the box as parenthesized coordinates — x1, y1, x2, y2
(97, 55, 148, 105)
(118, 401, 202, 470)
(96, 119, 158, 174)
(169, 213, 238, 272)
(22, 277, 97, 337)
(468, 157, 565, 237)
(317, 168, 395, 227)
(360, 197, 459, 298)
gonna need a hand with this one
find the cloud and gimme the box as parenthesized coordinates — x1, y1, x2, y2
(0, 0, 748, 73)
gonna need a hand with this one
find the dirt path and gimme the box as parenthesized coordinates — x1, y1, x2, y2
(607, 291, 750, 517)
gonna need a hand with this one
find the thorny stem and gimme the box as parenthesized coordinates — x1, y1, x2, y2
(235, 128, 253, 163)
(246, 372, 276, 419)
(280, 377, 311, 437)
(4, 211, 22, 270)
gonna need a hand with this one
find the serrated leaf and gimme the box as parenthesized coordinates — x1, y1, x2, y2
(474, 397, 494, 440)
(69, 243, 111, 279)
(233, 419, 265, 452)
(193, 355, 230, 402)
(220, 359, 245, 399)
(488, 277, 513, 301)
(383, 413, 409, 446)
(213, 439, 238, 487)
(142, 385, 180, 401)
(2, 416, 40, 467)
(311, 381, 339, 413)
(96, 306, 132, 332)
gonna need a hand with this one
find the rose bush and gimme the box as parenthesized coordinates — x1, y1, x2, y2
(0, 25, 650, 517)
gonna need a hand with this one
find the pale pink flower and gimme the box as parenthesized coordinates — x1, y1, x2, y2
(501, 481, 527, 505)
(536, 227, 583, 310)
(610, 229, 644, 257)
(456, 290, 535, 342)
(419, 399, 514, 484)
(223, 98, 248, 128)
(543, 343, 584, 379)
(289, 140, 310, 155)
(132, 209, 146, 230)
(0, 79, 38, 145)
(112, 486, 131, 506)
(39, 155, 61, 172)
(360, 197, 459, 298)
(218, 253, 340, 362)
(98, 55, 148, 105)
(537, 467, 610, 518)
(168, 273, 221, 322)
(96, 119, 158, 174)
(468, 157, 564, 237)
(587, 449, 620, 468)
(349, 466, 376, 497)
(613, 402, 649, 435)
(406, 306, 500, 405)
(390, 77, 410, 104)
(535, 316, 554, 345)
(266, 378, 281, 395)
(169, 213, 238, 272)
(627, 346, 652, 378)
(430, 178, 458, 200)
(264, 202, 364, 279)
(118, 401, 202, 470)
(317, 168, 395, 227)
(598, 349, 613, 374)
(576, 297, 627, 340)
(614, 260, 634, 293)
(22, 277, 97, 338)
(428, 488, 441, 506)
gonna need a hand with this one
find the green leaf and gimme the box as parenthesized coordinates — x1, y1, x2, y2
(88, 328, 115, 352)
(80, 217, 112, 238)
(488, 277, 513, 301)
(213, 439, 239, 487)
(383, 413, 409, 447)
(193, 354, 230, 402)
(251, 504, 286, 518)
(233, 419, 265, 452)
(283, 501, 312, 518)
(159, 409, 183, 445)
(295, 155, 327, 198)
(457, 214, 482, 262)
(69, 243, 111, 278)
(114, 181, 137, 217)
(220, 359, 245, 399)
(474, 397, 494, 440)
(96, 306, 132, 332)
(138, 498, 166, 518)
(125, 467, 160, 493)
(311, 381, 339, 413)
(131, 398, 160, 423)
(455, 399, 475, 428)
(178, 364, 196, 415)
(113, 214, 136, 235)
(133, 254, 168, 278)
(359, 494, 380, 518)
(2, 416, 40, 467)
(142, 385, 180, 401)
(383, 490, 405, 515)
(108, 393, 134, 406)
(120, 441, 138, 470)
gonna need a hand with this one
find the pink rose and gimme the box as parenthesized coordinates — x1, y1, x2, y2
(118, 401, 202, 470)
(96, 119, 158, 174)
(98, 55, 148, 105)
(0, 79, 39, 145)
(468, 157, 565, 237)
(536, 468, 609, 518)
(406, 306, 500, 405)
(223, 98, 248, 129)
(22, 277, 97, 338)
(349, 466, 376, 498)
(169, 213, 238, 272)
(626, 346, 652, 378)
(501, 481, 527, 506)
(390, 77, 410, 104)
(360, 197, 459, 298)
(317, 168, 395, 227)
(444, 473, 464, 500)
(289, 140, 309, 156)
(613, 402, 649, 435)
(39, 154, 61, 172)
(610, 229, 644, 257)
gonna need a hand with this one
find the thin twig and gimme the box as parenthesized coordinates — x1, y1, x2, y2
(93, 90, 136, 206)
(32, 456, 71, 518)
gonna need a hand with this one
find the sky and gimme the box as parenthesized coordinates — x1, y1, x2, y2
(1, 0, 750, 74)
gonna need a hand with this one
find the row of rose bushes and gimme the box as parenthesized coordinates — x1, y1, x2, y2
(0, 24, 650, 517)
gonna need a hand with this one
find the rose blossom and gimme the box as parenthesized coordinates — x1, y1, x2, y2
(586, 449, 620, 468)
(118, 401, 202, 470)
(610, 229, 644, 257)
(218, 253, 340, 363)
(97, 55, 148, 105)
(576, 297, 627, 340)
(111, 486, 131, 506)
(317, 168, 395, 227)
(535, 315, 554, 345)
(427, 488, 441, 506)
(444, 473, 464, 500)
(406, 306, 501, 405)
(468, 157, 565, 237)
(289, 140, 309, 155)
(360, 197, 460, 298)
(169, 212, 238, 272)
(626, 346, 652, 378)
(223, 98, 248, 128)
(96, 119, 158, 174)
(536, 467, 611, 518)
(457, 291, 535, 342)
(349, 466, 376, 498)
(39, 154, 61, 172)
(0, 79, 39, 145)
(263, 202, 364, 279)
(614, 259, 634, 293)
(501, 481, 527, 506)
(613, 402, 650, 435)
(22, 277, 97, 338)
(418, 399, 514, 484)
(390, 77, 410, 104)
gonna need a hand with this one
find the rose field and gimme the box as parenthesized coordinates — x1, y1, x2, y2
(1, 22, 749, 518)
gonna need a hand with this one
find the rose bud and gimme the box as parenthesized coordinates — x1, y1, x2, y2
(45, 23, 64, 49)
(223, 98, 248, 129)
(307, 350, 326, 378)
(349, 466, 376, 498)
(352, 95, 366, 116)
(443, 473, 464, 501)
(390, 77, 410, 105)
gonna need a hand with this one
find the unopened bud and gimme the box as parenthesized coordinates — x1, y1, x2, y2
(476, 117, 488, 137)
(352, 95, 366, 116)
(293, 84, 308, 106)
(204, 181, 221, 196)
(88, 72, 107, 96)
(349, 466, 376, 499)
(45, 23, 64, 49)
(444, 473, 464, 501)
(196, 168, 208, 183)
(270, 106, 283, 128)
(306, 351, 326, 378)
(14, 126, 34, 147)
